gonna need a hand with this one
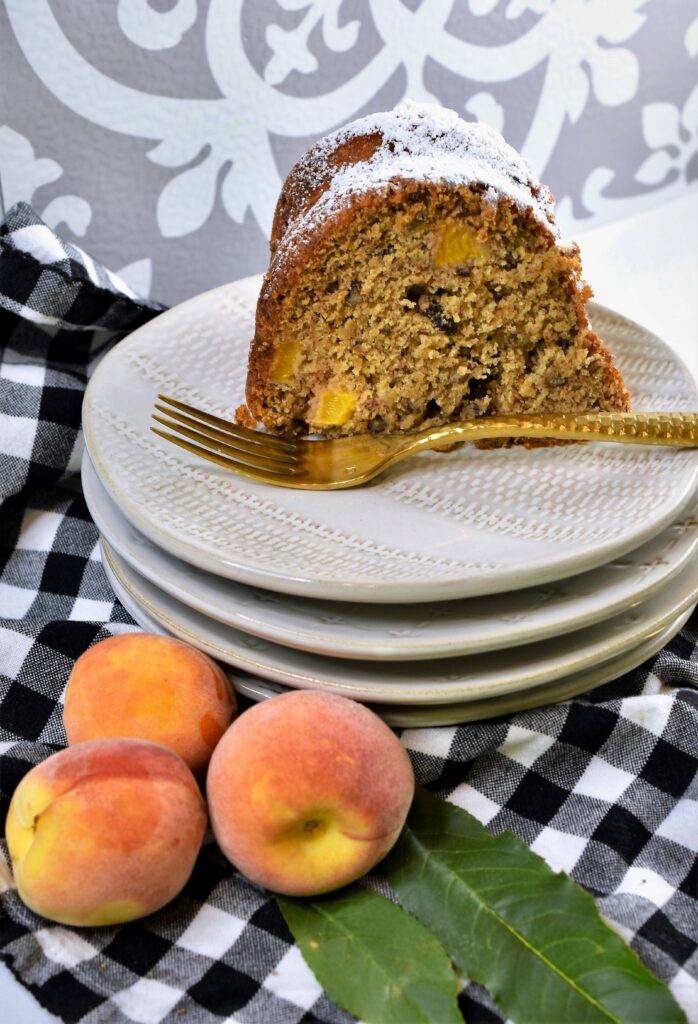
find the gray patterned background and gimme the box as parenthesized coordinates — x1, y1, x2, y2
(0, 0, 696, 306)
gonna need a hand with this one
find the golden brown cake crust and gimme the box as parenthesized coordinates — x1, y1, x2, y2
(270, 132, 384, 252)
(244, 103, 629, 439)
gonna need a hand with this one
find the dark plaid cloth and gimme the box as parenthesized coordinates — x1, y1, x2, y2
(1, 202, 697, 1024)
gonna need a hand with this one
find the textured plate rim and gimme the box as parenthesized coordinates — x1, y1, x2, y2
(84, 452, 698, 660)
(83, 280, 698, 603)
(233, 608, 694, 727)
(106, 561, 693, 724)
(100, 538, 698, 704)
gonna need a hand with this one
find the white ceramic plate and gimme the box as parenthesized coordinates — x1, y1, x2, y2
(82, 276, 698, 603)
(231, 610, 694, 727)
(102, 573, 693, 726)
(100, 538, 698, 705)
(83, 454, 698, 661)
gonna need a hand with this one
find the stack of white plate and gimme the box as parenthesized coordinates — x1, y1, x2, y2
(81, 277, 698, 727)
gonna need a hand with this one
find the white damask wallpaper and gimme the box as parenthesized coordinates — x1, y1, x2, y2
(0, 0, 696, 305)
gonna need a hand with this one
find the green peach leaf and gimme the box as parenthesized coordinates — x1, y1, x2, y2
(385, 788, 685, 1024)
(276, 884, 462, 1024)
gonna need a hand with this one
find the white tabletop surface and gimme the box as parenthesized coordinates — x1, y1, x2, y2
(3, 187, 697, 1023)
(578, 191, 698, 385)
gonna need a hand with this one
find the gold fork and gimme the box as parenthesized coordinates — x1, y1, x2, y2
(151, 395, 698, 491)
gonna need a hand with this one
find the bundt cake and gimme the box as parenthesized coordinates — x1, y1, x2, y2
(241, 101, 629, 438)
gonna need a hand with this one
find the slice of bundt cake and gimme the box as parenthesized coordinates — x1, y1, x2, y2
(242, 101, 629, 438)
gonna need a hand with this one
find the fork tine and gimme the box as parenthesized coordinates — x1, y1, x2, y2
(153, 406, 298, 465)
(151, 428, 302, 480)
(157, 395, 298, 452)
(152, 415, 301, 473)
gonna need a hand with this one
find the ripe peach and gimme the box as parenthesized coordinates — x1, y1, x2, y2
(64, 633, 236, 776)
(5, 739, 206, 926)
(206, 691, 415, 896)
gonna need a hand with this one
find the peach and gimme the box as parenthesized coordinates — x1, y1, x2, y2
(206, 691, 415, 896)
(64, 633, 236, 776)
(5, 739, 206, 926)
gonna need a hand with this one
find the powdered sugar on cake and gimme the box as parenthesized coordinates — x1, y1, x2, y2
(271, 101, 559, 277)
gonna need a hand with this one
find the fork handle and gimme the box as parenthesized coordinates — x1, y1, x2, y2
(413, 412, 698, 450)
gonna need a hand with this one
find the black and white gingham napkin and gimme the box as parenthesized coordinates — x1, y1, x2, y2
(1, 202, 697, 1024)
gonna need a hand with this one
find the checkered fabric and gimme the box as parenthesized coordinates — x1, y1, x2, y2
(1, 203, 697, 1024)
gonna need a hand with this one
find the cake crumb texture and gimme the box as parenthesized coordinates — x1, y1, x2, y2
(244, 102, 629, 439)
